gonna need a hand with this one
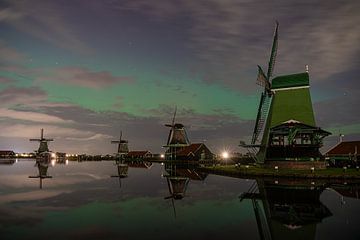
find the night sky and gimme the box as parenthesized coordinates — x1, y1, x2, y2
(0, 0, 359, 154)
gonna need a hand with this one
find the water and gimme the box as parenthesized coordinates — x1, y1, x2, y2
(0, 159, 359, 240)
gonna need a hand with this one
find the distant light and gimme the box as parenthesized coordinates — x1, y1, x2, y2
(222, 151, 229, 159)
(160, 154, 165, 159)
(51, 159, 56, 166)
(51, 153, 56, 158)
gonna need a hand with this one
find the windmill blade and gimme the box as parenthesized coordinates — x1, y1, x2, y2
(256, 65, 270, 91)
(172, 106, 177, 125)
(29, 139, 40, 141)
(267, 21, 279, 79)
(166, 129, 172, 146)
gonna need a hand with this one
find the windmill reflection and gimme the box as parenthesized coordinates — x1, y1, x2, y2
(110, 131, 129, 188)
(164, 163, 207, 218)
(29, 159, 52, 189)
(111, 159, 128, 188)
(240, 179, 332, 240)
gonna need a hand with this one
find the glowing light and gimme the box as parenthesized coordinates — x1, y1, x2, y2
(51, 159, 56, 166)
(160, 154, 165, 159)
(221, 151, 229, 159)
(66, 160, 69, 165)
(51, 153, 56, 158)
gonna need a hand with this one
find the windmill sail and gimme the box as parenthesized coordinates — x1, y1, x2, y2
(251, 22, 278, 145)
(256, 65, 270, 89)
(267, 21, 279, 79)
(251, 93, 272, 144)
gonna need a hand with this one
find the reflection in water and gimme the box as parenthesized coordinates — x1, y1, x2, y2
(110, 159, 128, 188)
(1, 161, 360, 240)
(240, 179, 332, 240)
(28, 158, 52, 189)
(164, 163, 208, 218)
(0, 159, 16, 165)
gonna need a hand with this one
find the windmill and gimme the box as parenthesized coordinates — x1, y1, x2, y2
(111, 130, 129, 159)
(164, 106, 190, 160)
(29, 128, 54, 156)
(242, 22, 330, 164)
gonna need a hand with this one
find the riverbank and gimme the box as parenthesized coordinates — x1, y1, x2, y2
(199, 165, 360, 180)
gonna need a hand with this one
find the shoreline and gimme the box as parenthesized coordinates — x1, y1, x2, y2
(198, 165, 360, 180)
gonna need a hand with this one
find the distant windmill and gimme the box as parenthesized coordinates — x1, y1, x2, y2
(111, 130, 129, 158)
(29, 128, 54, 154)
(164, 107, 190, 160)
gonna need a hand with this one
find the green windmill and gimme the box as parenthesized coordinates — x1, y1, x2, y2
(242, 22, 331, 165)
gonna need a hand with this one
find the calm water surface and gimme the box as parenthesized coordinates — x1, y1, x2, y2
(0, 159, 359, 240)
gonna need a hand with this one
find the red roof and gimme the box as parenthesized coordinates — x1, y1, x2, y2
(127, 151, 150, 157)
(177, 143, 203, 156)
(326, 141, 360, 155)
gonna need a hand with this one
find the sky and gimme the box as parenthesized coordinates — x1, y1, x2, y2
(0, 0, 359, 154)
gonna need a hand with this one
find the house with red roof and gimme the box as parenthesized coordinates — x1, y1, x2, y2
(175, 143, 214, 161)
(126, 150, 152, 159)
(325, 141, 359, 167)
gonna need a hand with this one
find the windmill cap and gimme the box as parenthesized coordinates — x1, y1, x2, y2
(271, 72, 309, 89)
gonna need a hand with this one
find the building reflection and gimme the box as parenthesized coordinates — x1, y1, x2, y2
(28, 158, 52, 189)
(164, 163, 207, 217)
(240, 179, 332, 240)
(111, 159, 129, 188)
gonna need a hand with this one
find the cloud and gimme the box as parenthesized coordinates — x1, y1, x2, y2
(105, 0, 360, 91)
(0, 0, 91, 54)
(0, 40, 26, 64)
(0, 86, 47, 107)
(66, 133, 112, 141)
(0, 108, 73, 124)
(37, 66, 134, 89)
(0, 76, 12, 84)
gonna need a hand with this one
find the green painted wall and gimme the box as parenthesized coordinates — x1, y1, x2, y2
(270, 88, 316, 127)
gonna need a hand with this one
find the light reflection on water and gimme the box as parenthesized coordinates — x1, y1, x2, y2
(0, 159, 359, 240)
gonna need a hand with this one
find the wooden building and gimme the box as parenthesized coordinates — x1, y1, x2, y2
(325, 141, 359, 167)
(176, 143, 214, 161)
(0, 150, 15, 158)
(127, 150, 152, 159)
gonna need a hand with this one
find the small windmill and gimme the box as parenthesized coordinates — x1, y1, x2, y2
(29, 129, 54, 155)
(111, 130, 129, 159)
(164, 106, 190, 160)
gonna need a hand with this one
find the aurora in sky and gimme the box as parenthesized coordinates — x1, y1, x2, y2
(0, 0, 359, 154)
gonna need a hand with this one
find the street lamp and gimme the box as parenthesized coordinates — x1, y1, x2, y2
(222, 151, 229, 165)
